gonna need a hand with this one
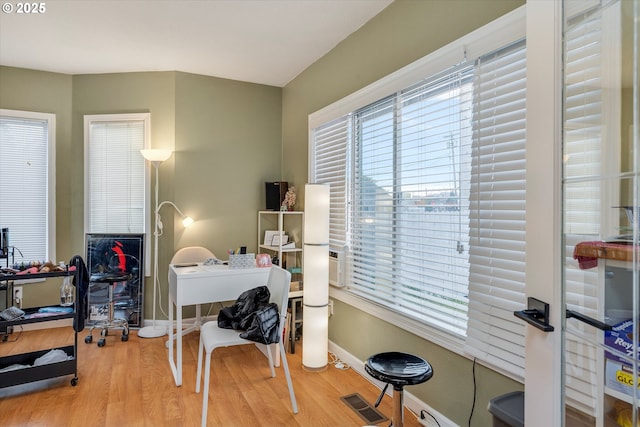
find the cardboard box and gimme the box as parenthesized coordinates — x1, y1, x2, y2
(289, 280, 302, 292)
(604, 318, 638, 363)
(605, 358, 640, 397)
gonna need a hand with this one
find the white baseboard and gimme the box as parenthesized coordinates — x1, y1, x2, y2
(328, 341, 456, 427)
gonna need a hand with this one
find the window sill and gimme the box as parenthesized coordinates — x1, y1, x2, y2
(329, 285, 466, 357)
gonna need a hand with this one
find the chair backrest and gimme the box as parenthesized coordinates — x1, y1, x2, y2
(266, 266, 292, 322)
(171, 246, 215, 264)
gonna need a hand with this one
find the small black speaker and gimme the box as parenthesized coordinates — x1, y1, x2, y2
(265, 182, 288, 210)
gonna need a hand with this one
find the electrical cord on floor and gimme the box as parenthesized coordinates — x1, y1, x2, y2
(328, 351, 350, 370)
(420, 409, 441, 427)
(468, 357, 477, 427)
(407, 407, 441, 427)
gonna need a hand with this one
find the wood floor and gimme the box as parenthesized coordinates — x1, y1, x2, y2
(0, 326, 422, 427)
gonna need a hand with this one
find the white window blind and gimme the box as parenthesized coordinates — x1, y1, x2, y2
(348, 64, 474, 335)
(311, 115, 350, 251)
(85, 114, 148, 234)
(310, 6, 526, 365)
(464, 40, 528, 377)
(0, 110, 55, 262)
(562, 1, 613, 417)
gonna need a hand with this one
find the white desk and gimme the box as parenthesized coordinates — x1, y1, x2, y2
(168, 263, 271, 386)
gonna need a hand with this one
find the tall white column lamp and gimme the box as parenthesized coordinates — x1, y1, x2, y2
(138, 149, 186, 338)
(302, 183, 330, 370)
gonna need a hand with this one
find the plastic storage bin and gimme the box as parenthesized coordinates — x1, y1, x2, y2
(487, 391, 524, 427)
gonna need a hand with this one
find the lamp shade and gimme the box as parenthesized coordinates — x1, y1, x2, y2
(304, 184, 330, 244)
(303, 244, 329, 306)
(302, 183, 330, 371)
(302, 306, 329, 369)
(141, 149, 172, 163)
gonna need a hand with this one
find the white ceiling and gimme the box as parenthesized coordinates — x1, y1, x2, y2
(0, 0, 392, 87)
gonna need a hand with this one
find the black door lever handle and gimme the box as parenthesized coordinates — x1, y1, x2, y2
(566, 309, 612, 331)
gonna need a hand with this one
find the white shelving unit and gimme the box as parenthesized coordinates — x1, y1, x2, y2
(257, 210, 304, 275)
(257, 210, 304, 353)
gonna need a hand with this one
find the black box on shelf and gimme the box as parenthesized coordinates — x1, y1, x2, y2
(265, 181, 288, 210)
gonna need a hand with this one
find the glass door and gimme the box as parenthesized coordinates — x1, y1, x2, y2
(562, 0, 639, 426)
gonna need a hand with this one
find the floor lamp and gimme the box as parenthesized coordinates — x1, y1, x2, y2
(302, 183, 330, 370)
(138, 149, 173, 339)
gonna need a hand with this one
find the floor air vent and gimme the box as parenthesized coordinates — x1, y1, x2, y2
(340, 393, 389, 425)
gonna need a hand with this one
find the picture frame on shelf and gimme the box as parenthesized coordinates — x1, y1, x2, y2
(271, 234, 289, 246)
(263, 230, 279, 246)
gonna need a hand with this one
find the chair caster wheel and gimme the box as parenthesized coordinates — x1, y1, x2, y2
(71, 377, 78, 386)
(121, 334, 129, 342)
(85, 335, 93, 344)
(98, 338, 106, 347)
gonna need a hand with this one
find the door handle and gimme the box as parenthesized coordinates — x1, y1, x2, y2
(513, 297, 554, 332)
(565, 309, 612, 331)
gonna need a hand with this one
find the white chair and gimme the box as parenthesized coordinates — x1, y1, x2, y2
(170, 246, 215, 340)
(195, 266, 298, 427)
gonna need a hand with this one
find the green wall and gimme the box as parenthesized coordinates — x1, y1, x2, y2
(173, 71, 283, 256)
(281, 1, 525, 426)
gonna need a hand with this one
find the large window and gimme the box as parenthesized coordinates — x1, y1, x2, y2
(0, 109, 56, 263)
(310, 8, 527, 377)
(348, 64, 473, 336)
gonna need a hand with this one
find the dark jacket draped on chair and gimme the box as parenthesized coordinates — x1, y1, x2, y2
(217, 286, 280, 345)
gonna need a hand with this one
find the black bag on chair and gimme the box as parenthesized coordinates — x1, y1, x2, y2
(217, 286, 270, 330)
(239, 302, 280, 345)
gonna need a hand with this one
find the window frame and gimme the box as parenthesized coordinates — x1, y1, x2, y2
(0, 108, 56, 263)
(310, 7, 526, 364)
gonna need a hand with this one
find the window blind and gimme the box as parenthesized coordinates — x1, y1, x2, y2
(348, 64, 474, 336)
(86, 117, 147, 234)
(465, 40, 527, 377)
(562, 1, 610, 416)
(309, 6, 526, 366)
(0, 112, 53, 262)
(312, 115, 350, 252)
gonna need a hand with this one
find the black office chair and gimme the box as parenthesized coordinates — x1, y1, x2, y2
(365, 351, 433, 427)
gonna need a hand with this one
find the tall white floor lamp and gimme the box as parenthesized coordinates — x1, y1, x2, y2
(139, 149, 174, 338)
(302, 183, 330, 370)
